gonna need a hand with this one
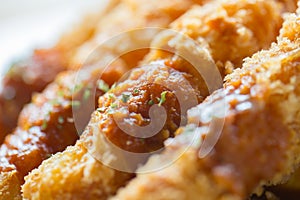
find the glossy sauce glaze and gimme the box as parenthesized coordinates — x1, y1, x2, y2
(0, 56, 131, 181)
(84, 60, 204, 154)
(0, 48, 66, 142)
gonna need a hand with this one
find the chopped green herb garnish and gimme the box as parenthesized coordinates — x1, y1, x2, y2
(111, 82, 117, 90)
(158, 91, 168, 106)
(58, 90, 64, 97)
(121, 93, 131, 103)
(41, 120, 48, 130)
(108, 93, 116, 100)
(58, 116, 64, 124)
(50, 99, 59, 106)
(71, 100, 81, 108)
(83, 89, 91, 101)
(133, 89, 139, 94)
(74, 83, 84, 93)
(148, 99, 154, 105)
(107, 108, 115, 114)
(98, 80, 110, 93)
(110, 102, 118, 109)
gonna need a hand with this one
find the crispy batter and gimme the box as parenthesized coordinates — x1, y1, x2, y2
(69, 0, 206, 68)
(22, 0, 287, 199)
(112, 11, 300, 200)
(0, 0, 120, 142)
(271, 6, 300, 193)
(0, 0, 203, 199)
(145, 0, 284, 69)
(23, 61, 204, 199)
(278, 0, 298, 12)
(21, 141, 133, 200)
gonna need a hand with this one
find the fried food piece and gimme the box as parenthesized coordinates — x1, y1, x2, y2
(249, 191, 279, 200)
(276, 169, 300, 190)
(0, 65, 103, 200)
(0, 0, 203, 142)
(267, 6, 300, 195)
(69, 0, 207, 68)
(278, 0, 298, 12)
(111, 11, 300, 200)
(0, 159, 21, 200)
(21, 141, 133, 200)
(144, 0, 284, 69)
(23, 61, 204, 199)
(0, 0, 203, 199)
(0, 0, 120, 141)
(22, 0, 287, 199)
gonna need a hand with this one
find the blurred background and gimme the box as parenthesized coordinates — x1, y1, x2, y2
(0, 0, 107, 75)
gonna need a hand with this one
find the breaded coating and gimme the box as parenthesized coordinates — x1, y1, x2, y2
(22, 0, 287, 199)
(145, 0, 284, 69)
(112, 12, 300, 200)
(270, 6, 300, 193)
(0, 0, 120, 142)
(69, 0, 207, 68)
(23, 61, 204, 199)
(0, 0, 203, 199)
(0, 0, 201, 142)
(21, 141, 133, 200)
(0, 159, 21, 200)
(278, 0, 298, 12)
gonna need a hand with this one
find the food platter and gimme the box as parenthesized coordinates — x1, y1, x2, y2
(0, 0, 299, 199)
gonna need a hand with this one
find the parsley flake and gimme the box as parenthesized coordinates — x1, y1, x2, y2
(74, 83, 84, 93)
(83, 89, 91, 101)
(158, 91, 168, 106)
(50, 99, 59, 106)
(110, 103, 118, 109)
(58, 90, 64, 97)
(108, 93, 116, 100)
(148, 99, 154, 105)
(133, 89, 139, 94)
(41, 120, 48, 130)
(58, 116, 64, 124)
(111, 82, 117, 90)
(121, 93, 131, 103)
(98, 80, 110, 93)
(71, 100, 81, 108)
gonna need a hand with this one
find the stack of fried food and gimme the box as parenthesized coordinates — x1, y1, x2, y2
(0, 0, 300, 199)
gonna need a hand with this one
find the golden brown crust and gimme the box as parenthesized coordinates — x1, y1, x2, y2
(144, 0, 285, 70)
(22, 0, 289, 199)
(22, 141, 133, 200)
(277, 0, 298, 12)
(0, 0, 203, 199)
(22, 58, 203, 200)
(69, 0, 205, 68)
(112, 11, 300, 200)
(0, 171, 22, 200)
(0, 1, 120, 142)
(0, 55, 139, 200)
